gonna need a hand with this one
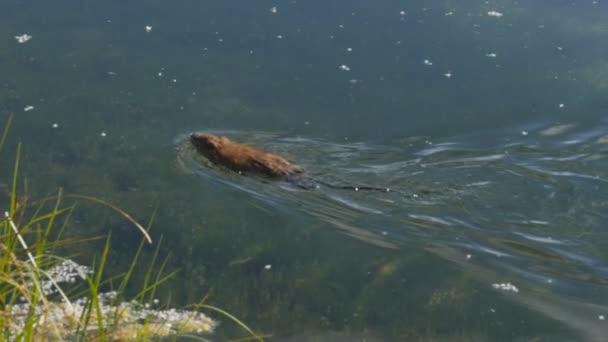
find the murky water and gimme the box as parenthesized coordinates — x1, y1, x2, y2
(2, 0, 608, 340)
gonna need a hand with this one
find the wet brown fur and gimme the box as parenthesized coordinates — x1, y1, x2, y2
(190, 132, 303, 178)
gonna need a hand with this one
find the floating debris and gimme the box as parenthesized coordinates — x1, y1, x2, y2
(487, 11, 503, 18)
(15, 34, 32, 44)
(444, 72, 452, 78)
(423, 59, 433, 66)
(23, 105, 35, 112)
(270, 6, 277, 14)
(145, 25, 152, 33)
(338, 64, 351, 71)
(100, 131, 107, 137)
(486, 53, 497, 58)
(52, 123, 59, 128)
(539, 123, 575, 136)
(492, 282, 519, 293)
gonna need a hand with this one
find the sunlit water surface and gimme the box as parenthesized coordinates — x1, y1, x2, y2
(175, 119, 608, 340)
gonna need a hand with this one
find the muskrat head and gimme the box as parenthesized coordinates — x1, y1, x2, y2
(190, 132, 227, 155)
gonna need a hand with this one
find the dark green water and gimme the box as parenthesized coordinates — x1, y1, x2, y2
(2, 0, 608, 341)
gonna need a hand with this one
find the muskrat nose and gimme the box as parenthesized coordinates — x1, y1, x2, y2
(190, 132, 203, 140)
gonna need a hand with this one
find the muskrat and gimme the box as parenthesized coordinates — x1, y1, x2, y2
(190, 132, 391, 192)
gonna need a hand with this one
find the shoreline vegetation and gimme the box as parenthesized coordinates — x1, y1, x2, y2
(0, 114, 264, 341)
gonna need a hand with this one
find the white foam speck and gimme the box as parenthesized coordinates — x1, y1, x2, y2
(15, 34, 32, 44)
(487, 11, 503, 17)
(491, 282, 518, 293)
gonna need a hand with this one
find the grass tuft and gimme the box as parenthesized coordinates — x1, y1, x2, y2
(0, 117, 264, 341)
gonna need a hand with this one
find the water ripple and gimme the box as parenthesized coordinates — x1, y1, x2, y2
(175, 123, 608, 337)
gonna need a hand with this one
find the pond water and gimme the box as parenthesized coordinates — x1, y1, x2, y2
(1, 0, 608, 341)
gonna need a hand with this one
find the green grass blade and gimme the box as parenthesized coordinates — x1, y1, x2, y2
(84, 234, 112, 341)
(199, 304, 265, 342)
(117, 206, 157, 298)
(9, 142, 21, 217)
(0, 112, 13, 154)
(64, 194, 152, 244)
(21, 207, 72, 232)
(141, 235, 162, 295)
(43, 188, 63, 242)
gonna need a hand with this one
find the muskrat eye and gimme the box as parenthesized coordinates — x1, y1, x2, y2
(190, 133, 218, 150)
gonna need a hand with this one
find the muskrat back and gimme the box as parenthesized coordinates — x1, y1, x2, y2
(190, 132, 392, 193)
(190, 132, 303, 178)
